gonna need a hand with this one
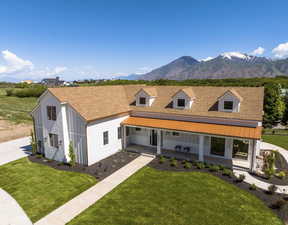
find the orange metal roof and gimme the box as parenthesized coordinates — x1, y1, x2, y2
(122, 117, 261, 140)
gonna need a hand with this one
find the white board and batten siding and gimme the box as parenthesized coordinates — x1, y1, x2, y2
(32, 105, 44, 153)
(86, 115, 129, 166)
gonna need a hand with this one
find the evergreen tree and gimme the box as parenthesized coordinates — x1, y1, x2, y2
(282, 92, 288, 125)
(68, 141, 76, 167)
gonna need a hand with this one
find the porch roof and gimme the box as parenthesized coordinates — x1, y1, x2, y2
(122, 117, 262, 140)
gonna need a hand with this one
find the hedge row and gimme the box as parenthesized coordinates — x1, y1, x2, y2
(6, 86, 46, 98)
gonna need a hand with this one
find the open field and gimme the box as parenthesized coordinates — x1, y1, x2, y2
(68, 167, 282, 225)
(262, 135, 288, 150)
(0, 158, 97, 222)
(0, 88, 37, 124)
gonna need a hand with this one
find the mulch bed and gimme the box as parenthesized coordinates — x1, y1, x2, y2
(148, 156, 288, 224)
(28, 151, 140, 181)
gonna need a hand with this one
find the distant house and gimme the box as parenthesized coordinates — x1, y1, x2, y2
(31, 85, 264, 172)
(21, 80, 33, 84)
(41, 76, 64, 87)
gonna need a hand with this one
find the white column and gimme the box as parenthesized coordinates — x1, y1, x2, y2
(198, 135, 204, 161)
(225, 138, 233, 159)
(122, 126, 127, 149)
(61, 103, 70, 162)
(251, 140, 260, 172)
(157, 129, 161, 154)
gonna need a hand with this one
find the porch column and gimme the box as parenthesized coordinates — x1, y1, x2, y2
(225, 138, 233, 159)
(251, 140, 260, 172)
(198, 135, 204, 161)
(122, 125, 127, 150)
(61, 103, 70, 162)
(157, 129, 161, 154)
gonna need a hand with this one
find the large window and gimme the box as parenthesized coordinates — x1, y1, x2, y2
(210, 137, 225, 156)
(49, 133, 59, 148)
(103, 131, 109, 145)
(47, 106, 56, 120)
(224, 101, 233, 110)
(139, 97, 146, 105)
(233, 139, 249, 160)
(177, 98, 185, 107)
(118, 127, 122, 139)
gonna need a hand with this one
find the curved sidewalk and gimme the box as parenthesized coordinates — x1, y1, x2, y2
(234, 142, 288, 194)
(0, 188, 33, 225)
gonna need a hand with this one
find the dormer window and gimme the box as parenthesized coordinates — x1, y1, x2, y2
(224, 101, 233, 110)
(139, 97, 146, 105)
(177, 99, 185, 107)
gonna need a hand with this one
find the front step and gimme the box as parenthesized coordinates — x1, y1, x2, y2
(140, 153, 156, 158)
(233, 165, 249, 172)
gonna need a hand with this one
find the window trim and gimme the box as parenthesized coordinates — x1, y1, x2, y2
(177, 98, 186, 108)
(103, 131, 109, 145)
(47, 106, 57, 121)
(49, 133, 59, 148)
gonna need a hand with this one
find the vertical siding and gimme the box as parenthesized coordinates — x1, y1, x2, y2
(66, 105, 88, 165)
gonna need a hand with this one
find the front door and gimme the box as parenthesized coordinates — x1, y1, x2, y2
(150, 130, 157, 146)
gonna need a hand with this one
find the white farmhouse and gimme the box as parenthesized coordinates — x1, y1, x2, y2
(31, 85, 264, 171)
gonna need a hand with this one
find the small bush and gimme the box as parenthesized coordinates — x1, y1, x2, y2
(36, 154, 43, 159)
(204, 162, 210, 168)
(267, 184, 278, 195)
(181, 160, 187, 165)
(170, 157, 175, 162)
(5, 89, 14, 96)
(222, 168, 233, 177)
(270, 199, 287, 209)
(170, 159, 178, 167)
(209, 165, 220, 172)
(276, 171, 286, 179)
(236, 174, 246, 182)
(249, 183, 257, 190)
(184, 162, 192, 169)
(264, 168, 275, 179)
(159, 156, 166, 164)
(196, 162, 205, 169)
(218, 165, 225, 170)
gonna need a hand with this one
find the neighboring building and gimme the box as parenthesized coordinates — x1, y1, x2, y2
(41, 76, 64, 87)
(21, 80, 33, 84)
(31, 85, 264, 172)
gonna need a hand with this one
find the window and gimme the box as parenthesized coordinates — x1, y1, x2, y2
(139, 97, 146, 105)
(135, 127, 141, 131)
(118, 127, 122, 139)
(177, 98, 185, 107)
(224, 101, 233, 110)
(232, 139, 249, 160)
(172, 132, 180, 136)
(210, 137, 225, 156)
(49, 133, 59, 148)
(47, 106, 56, 120)
(103, 131, 109, 145)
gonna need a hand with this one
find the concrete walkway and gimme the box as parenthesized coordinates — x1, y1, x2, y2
(0, 188, 33, 225)
(234, 142, 288, 194)
(0, 137, 31, 166)
(35, 154, 155, 225)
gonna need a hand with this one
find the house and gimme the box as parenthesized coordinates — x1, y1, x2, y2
(31, 85, 264, 171)
(41, 76, 64, 87)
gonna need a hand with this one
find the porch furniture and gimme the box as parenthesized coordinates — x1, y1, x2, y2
(184, 146, 191, 153)
(175, 145, 182, 152)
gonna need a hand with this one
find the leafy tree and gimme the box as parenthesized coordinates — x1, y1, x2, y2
(282, 91, 288, 124)
(30, 130, 37, 155)
(68, 141, 76, 167)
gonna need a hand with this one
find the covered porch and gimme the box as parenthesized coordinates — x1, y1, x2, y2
(122, 117, 262, 171)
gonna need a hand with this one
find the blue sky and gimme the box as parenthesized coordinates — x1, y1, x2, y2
(0, 0, 288, 81)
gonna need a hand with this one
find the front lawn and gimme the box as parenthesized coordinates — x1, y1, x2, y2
(262, 135, 288, 150)
(68, 167, 282, 225)
(0, 158, 97, 222)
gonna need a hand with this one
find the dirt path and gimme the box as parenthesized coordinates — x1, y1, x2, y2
(0, 119, 32, 143)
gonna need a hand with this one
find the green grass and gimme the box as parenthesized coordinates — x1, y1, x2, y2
(262, 135, 288, 150)
(0, 88, 37, 123)
(0, 158, 97, 222)
(68, 167, 282, 225)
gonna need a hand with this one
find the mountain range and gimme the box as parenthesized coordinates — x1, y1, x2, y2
(138, 52, 288, 80)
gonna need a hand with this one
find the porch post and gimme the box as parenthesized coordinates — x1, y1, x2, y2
(122, 125, 127, 150)
(251, 140, 260, 172)
(198, 135, 204, 161)
(157, 129, 161, 154)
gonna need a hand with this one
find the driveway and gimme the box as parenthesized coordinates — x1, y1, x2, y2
(0, 137, 31, 166)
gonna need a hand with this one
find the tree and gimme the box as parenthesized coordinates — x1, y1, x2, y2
(30, 130, 37, 155)
(263, 83, 285, 127)
(282, 91, 288, 125)
(68, 142, 76, 167)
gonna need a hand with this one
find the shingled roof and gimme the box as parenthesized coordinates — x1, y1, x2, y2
(47, 85, 264, 122)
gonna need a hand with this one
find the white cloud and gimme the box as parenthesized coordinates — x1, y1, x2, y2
(251, 47, 265, 56)
(272, 42, 288, 58)
(0, 50, 33, 74)
(201, 56, 213, 62)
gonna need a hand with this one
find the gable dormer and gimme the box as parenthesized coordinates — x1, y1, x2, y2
(135, 87, 157, 107)
(218, 89, 243, 112)
(172, 88, 195, 109)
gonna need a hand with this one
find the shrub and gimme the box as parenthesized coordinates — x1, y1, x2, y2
(270, 199, 287, 209)
(204, 162, 210, 168)
(209, 165, 220, 172)
(236, 174, 246, 182)
(170, 159, 178, 167)
(30, 130, 37, 155)
(264, 167, 275, 179)
(267, 184, 278, 195)
(159, 156, 166, 164)
(184, 162, 192, 169)
(5, 85, 47, 98)
(5, 89, 14, 96)
(222, 168, 233, 177)
(181, 160, 187, 165)
(276, 171, 286, 179)
(68, 142, 76, 167)
(218, 164, 225, 170)
(196, 162, 205, 169)
(249, 183, 257, 190)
